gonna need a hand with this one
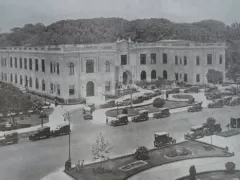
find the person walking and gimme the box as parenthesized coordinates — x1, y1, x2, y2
(106, 117, 108, 125)
(166, 91, 169, 100)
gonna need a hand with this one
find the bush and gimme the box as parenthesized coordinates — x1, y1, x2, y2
(189, 165, 196, 180)
(151, 85, 155, 90)
(122, 108, 128, 114)
(225, 162, 235, 174)
(153, 98, 165, 108)
(134, 146, 149, 160)
(166, 147, 192, 157)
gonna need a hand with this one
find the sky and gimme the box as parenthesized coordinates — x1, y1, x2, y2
(0, 0, 239, 32)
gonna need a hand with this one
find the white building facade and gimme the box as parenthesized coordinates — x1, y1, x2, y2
(0, 40, 226, 103)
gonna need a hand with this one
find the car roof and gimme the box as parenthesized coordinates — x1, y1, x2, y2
(160, 108, 169, 111)
(191, 125, 203, 129)
(37, 126, 50, 130)
(138, 110, 148, 113)
(117, 114, 128, 118)
(57, 123, 69, 128)
(84, 106, 91, 111)
(4, 131, 18, 136)
(154, 132, 168, 136)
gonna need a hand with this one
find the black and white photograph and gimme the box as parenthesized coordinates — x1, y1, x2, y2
(0, 0, 240, 180)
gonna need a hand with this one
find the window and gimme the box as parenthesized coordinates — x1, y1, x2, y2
(105, 61, 110, 72)
(42, 79, 45, 91)
(180, 58, 182, 64)
(151, 70, 156, 80)
(140, 54, 146, 65)
(105, 81, 111, 92)
(25, 75, 28, 87)
(69, 63, 74, 75)
(10, 57, 13, 67)
(180, 73, 182, 79)
(4, 74, 7, 81)
(207, 54, 212, 65)
(20, 58, 22, 68)
(163, 70, 167, 79)
(29, 77, 32, 87)
(57, 63, 59, 74)
(196, 74, 200, 82)
(35, 59, 38, 71)
(29, 58, 32, 70)
(219, 55, 223, 64)
(50, 83, 53, 93)
(163, 53, 167, 64)
(41, 59, 45, 72)
(150, 53, 156, 64)
(10, 73, 13, 82)
(184, 56, 187, 65)
(15, 74, 18, 83)
(54, 64, 56, 73)
(35, 78, 39, 89)
(184, 74, 188, 82)
(50, 62, 53, 73)
(175, 73, 179, 81)
(175, 56, 178, 65)
(69, 85, 75, 95)
(20, 75, 23, 85)
(24, 58, 27, 69)
(86, 60, 94, 73)
(140, 71, 146, 80)
(15, 57, 18, 68)
(1, 72, 3, 81)
(121, 55, 127, 65)
(196, 56, 200, 66)
(57, 84, 60, 95)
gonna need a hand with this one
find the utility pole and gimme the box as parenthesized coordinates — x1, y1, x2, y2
(63, 110, 71, 169)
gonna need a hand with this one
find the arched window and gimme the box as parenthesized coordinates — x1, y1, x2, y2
(219, 55, 223, 64)
(140, 71, 146, 80)
(163, 70, 167, 79)
(175, 56, 178, 65)
(105, 61, 110, 72)
(10, 73, 13, 82)
(29, 77, 32, 87)
(25, 75, 28, 87)
(35, 78, 39, 89)
(15, 74, 18, 84)
(86, 60, 94, 73)
(20, 75, 23, 85)
(50, 62, 53, 73)
(184, 56, 187, 65)
(57, 63, 59, 74)
(69, 62, 74, 75)
(42, 79, 45, 91)
(151, 70, 156, 80)
(86, 81, 94, 96)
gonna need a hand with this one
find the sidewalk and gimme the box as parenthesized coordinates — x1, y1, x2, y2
(0, 104, 84, 137)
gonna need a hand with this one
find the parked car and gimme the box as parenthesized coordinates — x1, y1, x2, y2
(153, 108, 170, 119)
(142, 93, 152, 101)
(132, 97, 144, 104)
(184, 86, 199, 93)
(227, 97, 240, 106)
(29, 126, 51, 141)
(153, 132, 176, 147)
(208, 99, 224, 108)
(83, 112, 93, 120)
(230, 117, 240, 128)
(223, 96, 233, 105)
(187, 102, 203, 112)
(170, 88, 180, 94)
(188, 97, 195, 104)
(205, 86, 218, 93)
(0, 132, 19, 145)
(100, 100, 115, 109)
(184, 125, 206, 140)
(132, 110, 149, 122)
(51, 123, 70, 136)
(153, 89, 161, 96)
(206, 91, 221, 100)
(110, 114, 129, 126)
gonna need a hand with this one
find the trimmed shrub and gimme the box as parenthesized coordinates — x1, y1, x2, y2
(153, 98, 165, 108)
(225, 162, 235, 174)
(189, 165, 196, 180)
(134, 146, 149, 160)
(151, 85, 155, 90)
(166, 147, 192, 157)
(122, 108, 128, 114)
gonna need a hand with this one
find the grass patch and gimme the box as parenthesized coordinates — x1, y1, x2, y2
(172, 94, 193, 100)
(65, 141, 233, 180)
(217, 129, 240, 137)
(177, 170, 240, 180)
(105, 100, 190, 117)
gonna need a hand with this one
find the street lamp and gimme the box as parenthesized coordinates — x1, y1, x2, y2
(63, 110, 71, 170)
(40, 110, 44, 127)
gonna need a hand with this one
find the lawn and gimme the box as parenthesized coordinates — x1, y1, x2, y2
(65, 141, 233, 180)
(178, 170, 240, 180)
(217, 129, 240, 137)
(105, 100, 190, 117)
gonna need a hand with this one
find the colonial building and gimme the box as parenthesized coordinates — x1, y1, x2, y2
(0, 39, 226, 103)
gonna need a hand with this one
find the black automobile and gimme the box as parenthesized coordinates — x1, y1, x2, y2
(110, 114, 129, 126)
(51, 123, 70, 137)
(29, 126, 51, 141)
(83, 113, 93, 120)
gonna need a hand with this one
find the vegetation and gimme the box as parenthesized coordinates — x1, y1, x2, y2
(134, 146, 149, 160)
(153, 98, 165, 108)
(189, 165, 197, 180)
(122, 108, 128, 114)
(206, 69, 223, 84)
(225, 162, 236, 174)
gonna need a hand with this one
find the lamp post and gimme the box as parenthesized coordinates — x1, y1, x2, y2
(63, 110, 71, 169)
(39, 110, 44, 127)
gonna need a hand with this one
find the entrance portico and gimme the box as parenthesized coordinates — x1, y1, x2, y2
(122, 71, 132, 85)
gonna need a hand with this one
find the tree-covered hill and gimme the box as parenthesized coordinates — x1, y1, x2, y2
(1, 18, 240, 46)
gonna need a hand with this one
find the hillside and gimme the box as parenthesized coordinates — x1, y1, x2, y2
(0, 18, 240, 46)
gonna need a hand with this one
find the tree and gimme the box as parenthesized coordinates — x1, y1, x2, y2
(153, 98, 165, 108)
(189, 165, 196, 180)
(92, 133, 113, 171)
(206, 69, 223, 84)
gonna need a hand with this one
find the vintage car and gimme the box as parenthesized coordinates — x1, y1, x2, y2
(100, 100, 115, 109)
(153, 132, 176, 147)
(230, 117, 240, 128)
(206, 91, 222, 100)
(205, 86, 218, 93)
(51, 123, 70, 137)
(142, 93, 152, 100)
(184, 86, 200, 93)
(152, 89, 161, 96)
(153, 108, 170, 119)
(203, 123, 222, 136)
(0, 132, 19, 145)
(170, 88, 180, 94)
(110, 114, 129, 126)
(118, 99, 131, 106)
(132, 110, 149, 122)
(223, 96, 233, 105)
(227, 97, 240, 106)
(188, 97, 195, 104)
(132, 97, 144, 104)
(29, 126, 51, 141)
(208, 99, 224, 108)
(184, 125, 206, 140)
(187, 102, 203, 112)
(83, 112, 93, 120)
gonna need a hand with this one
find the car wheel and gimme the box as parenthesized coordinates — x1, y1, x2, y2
(154, 141, 159, 147)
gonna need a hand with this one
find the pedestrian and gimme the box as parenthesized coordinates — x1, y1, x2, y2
(106, 117, 108, 125)
(81, 160, 84, 169)
(166, 92, 169, 99)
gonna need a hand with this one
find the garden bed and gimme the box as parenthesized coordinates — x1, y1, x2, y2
(172, 94, 193, 100)
(105, 100, 190, 117)
(65, 141, 233, 180)
(217, 129, 240, 137)
(177, 170, 240, 180)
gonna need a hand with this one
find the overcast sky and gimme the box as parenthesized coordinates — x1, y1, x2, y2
(0, 0, 239, 32)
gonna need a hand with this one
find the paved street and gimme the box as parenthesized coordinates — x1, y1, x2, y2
(0, 106, 239, 180)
